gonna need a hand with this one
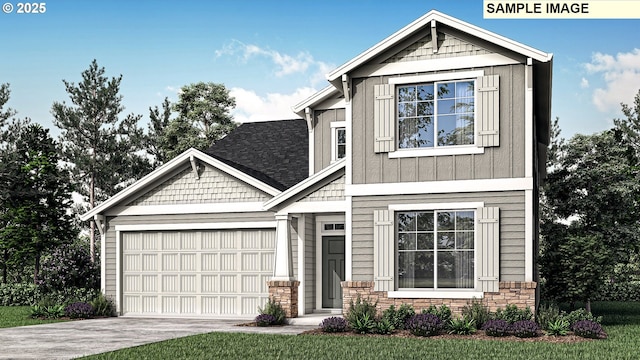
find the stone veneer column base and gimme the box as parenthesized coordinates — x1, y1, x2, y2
(341, 281, 537, 315)
(267, 280, 300, 318)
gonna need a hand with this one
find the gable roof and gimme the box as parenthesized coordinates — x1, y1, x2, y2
(205, 119, 309, 191)
(327, 10, 553, 86)
(80, 148, 281, 221)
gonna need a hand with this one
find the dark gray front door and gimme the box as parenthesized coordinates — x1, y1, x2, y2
(322, 236, 345, 308)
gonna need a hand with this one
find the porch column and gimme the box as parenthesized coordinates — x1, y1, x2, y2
(272, 214, 294, 280)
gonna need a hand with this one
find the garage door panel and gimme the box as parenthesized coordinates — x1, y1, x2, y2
(122, 229, 274, 317)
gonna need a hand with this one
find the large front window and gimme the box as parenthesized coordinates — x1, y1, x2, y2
(397, 210, 475, 289)
(397, 80, 475, 149)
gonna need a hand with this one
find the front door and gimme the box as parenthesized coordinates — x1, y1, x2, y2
(322, 236, 345, 308)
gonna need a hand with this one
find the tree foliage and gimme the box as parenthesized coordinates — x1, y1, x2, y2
(51, 60, 151, 260)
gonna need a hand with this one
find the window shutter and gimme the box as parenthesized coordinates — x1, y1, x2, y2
(373, 209, 394, 291)
(476, 75, 500, 147)
(374, 84, 395, 153)
(477, 207, 499, 293)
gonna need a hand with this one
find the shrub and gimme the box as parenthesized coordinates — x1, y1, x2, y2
(29, 304, 47, 318)
(537, 303, 563, 331)
(572, 320, 607, 339)
(546, 318, 570, 336)
(255, 314, 276, 327)
(492, 304, 533, 324)
(65, 302, 94, 319)
(0, 283, 41, 306)
(258, 298, 286, 325)
(482, 319, 510, 337)
(374, 318, 395, 335)
(91, 293, 116, 317)
(565, 308, 602, 327)
(44, 304, 65, 319)
(448, 316, 476, 335)
(422, 304, 452, 325)
(41, 287, 99, 307)
(37, 240, 99, 295)
(509, 320, 540, 338)
(461, 297, 491, 329)
(405, 313, 443, 337)
(381, 304, 415, 330)
(319, 316, 348, 333)
(346, 296, 378, 333)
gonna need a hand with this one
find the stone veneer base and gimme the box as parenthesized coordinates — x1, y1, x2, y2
(341, 281, 537, 315)
(267, 280, 300, 318)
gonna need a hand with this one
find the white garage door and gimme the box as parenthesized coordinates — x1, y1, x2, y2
(121, 229, 275, 317)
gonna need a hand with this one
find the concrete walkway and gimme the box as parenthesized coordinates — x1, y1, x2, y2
(0, 317, 320, 360)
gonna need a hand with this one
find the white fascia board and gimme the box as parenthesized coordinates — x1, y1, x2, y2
(105, 202, 266, 216)
(292, 86, 340, 117)
(346, 178, 533, 197)
(354, 54, 517, 79)
(275, 200, 347, 215)
(114, 221, 276, 232)
(327, 10, 552, 82)
(264, 159, 346, 210)
(80, 148, 280, 221)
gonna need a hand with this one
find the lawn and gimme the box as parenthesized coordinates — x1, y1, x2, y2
(81, 302, 640, 360)
(0, 306, 66, 328)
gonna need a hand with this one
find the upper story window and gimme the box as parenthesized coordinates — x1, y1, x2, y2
(397, 80, 475, 149)
(331, 121, 347, 161)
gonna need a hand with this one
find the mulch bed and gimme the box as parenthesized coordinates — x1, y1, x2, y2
(299, 328, 595, 343)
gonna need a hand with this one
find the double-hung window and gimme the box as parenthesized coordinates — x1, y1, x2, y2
(397, 210, 475, 289)
(397, 80, 475, 149)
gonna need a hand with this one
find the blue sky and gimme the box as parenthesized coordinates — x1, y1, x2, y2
(1, 0, 640, 139)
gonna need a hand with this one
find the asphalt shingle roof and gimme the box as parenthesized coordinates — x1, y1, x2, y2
(205, 119, 309, 191)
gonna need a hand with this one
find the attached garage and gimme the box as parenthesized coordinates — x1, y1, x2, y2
(120, 229, 275, 317)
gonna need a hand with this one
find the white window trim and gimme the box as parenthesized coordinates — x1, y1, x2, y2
(390, 202, 483, 297)
(389, 70, 484, 158)
(331, 121, 347, 162)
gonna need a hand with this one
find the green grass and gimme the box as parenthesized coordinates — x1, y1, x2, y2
(0, 306, 66, 328)
(81, 301, 640, 360)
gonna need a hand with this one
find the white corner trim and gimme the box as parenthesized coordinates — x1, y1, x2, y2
(388, 290, 485, 299)
(100, 232, 106, 293)
(264, 159, 346, 210)
(525, 189, 533, 282)
(389, 70, 485, 85)
(388, 146, 484, 158)
(115, 230, 121, 314)
(309, 127, 315, 176)
(114, 221, 277, 232)
(276, 200, 347, 216)
(346, 178, 533, 197)
(106, 202, 266, 216)
(80, 148, 281, 221)
(525, 59, 534, 179)
(345, 196, 353, 281)
(389, 202, 484, 211)
(297, 214, 306, 316)
(353, 54, 518, 79)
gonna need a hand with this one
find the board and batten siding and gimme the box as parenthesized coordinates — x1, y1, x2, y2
(313, 108, 345, 174)
(127, 164, 271, 206)
(351, 191, 525, 283)
(103, 212, 275, 300)
(351, 64, 526, 184)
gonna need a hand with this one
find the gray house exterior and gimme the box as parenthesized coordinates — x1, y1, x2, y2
(82, 10, 552, 318)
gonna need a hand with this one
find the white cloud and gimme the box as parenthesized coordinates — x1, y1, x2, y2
(580, 77, 589, 88)
(584, 49, 640, 112)
(216, 40, 334, 86)
(230, 87, 317, 123)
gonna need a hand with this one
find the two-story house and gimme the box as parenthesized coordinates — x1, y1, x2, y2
(82, 10, 552, 318)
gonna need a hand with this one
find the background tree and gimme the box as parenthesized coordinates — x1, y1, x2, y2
(146, 97, 172, 166)
(52, 59, 151, 262)
(0, 122, 76, 283)
(540, 117, 640, 311)
(0, 83, 17, 283)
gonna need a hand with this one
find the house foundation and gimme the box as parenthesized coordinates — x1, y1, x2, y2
(267, 280, 300, 318)
(341, 281, 537, 315)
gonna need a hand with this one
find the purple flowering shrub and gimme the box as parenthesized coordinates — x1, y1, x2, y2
(320, 316, 348, 333)
(481, 319, 510, 337)
(65, 302, 94, 319)
(509, 320, 540, 338)
(255, 314, 277, 326)
(38, 240, 99, 297)
(405, 313, 443, 337)
(572, 320, 607, 339)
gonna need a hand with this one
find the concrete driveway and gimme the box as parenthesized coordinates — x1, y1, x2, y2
(0, 317, 318, 359)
